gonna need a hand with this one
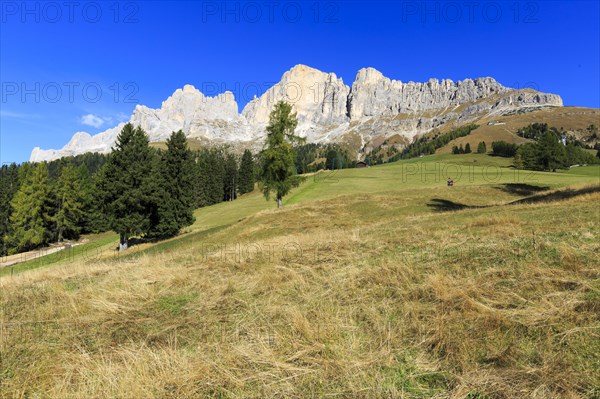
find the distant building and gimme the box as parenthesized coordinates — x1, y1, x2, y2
(356, 161, 369, 168)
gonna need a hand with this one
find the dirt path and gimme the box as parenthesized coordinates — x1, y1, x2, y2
(0, 242, 85, 268)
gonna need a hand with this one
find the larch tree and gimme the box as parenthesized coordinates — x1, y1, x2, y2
(8, 162, 54, 253)
(259, 101, 304, 208)
(0, 163, 20, 255)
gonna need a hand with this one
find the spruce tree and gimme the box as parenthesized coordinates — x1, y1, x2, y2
(148, 130, 196, 238)
(195, 148, 226, 207)
(8, 162, 54, 253)
(259, 101, 304, 208)
(85, 171, 111, 233)
(55, 164, 86, 241)
(477, 141, 487, 154)
(238, 149, 255, 195)
(464, 143, 472, 153)
(97, 123, 157, 251)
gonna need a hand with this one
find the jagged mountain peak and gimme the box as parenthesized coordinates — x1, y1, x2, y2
(29, 66, 563, 162)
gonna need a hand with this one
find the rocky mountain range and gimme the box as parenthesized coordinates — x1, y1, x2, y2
(30, 64, 563, 162)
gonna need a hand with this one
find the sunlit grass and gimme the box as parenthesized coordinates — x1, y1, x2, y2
(1, 154, 599, 398)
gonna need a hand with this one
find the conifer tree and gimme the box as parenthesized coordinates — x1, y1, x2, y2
(513, 151, 525, 169)
(238, 149, 255, 195)
(223, 152, 238, 201)
(537, 130, 567, 171)
(148, 130, 196, 237)
(326, 148, 341, 170)
(55, 164, 86, 241)
(196, 148, 226, 207)
(97, 123, 156, 251)
(259, 101, 304, 208)
(0, 163, 20, 255)
(8, 162, 54, 253)
(84, 171, 111, 233)
(464, 143, 472, 153)
(477, 141, 487, 154)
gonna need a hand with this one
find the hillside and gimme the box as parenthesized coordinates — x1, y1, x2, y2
(435, 106, 600, 155)
(1, 155, 599, 398)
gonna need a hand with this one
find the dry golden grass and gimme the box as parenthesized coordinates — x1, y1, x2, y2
(1, 187, 599, 398)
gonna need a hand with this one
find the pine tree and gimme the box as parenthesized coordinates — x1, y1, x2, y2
(477, 141, 487, 154)
(148, 130, 196, 238)
(458, 144, 465, 154)
(55, 164, 86, 241)
(238, 149, 255, 195)
(259, 101, 304, 208)
(97, 123, 157, 251)
(465, 143, 472, 153)
(7, 162, 55, 253)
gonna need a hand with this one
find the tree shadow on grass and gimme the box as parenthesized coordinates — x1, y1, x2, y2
(495, 183, 551, 196)
(428, 185, 600, 212)
(427, 199, 487, 212)
(508, 185, 600, 205)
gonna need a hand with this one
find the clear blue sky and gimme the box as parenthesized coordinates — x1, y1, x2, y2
(1, 0, 599, 163)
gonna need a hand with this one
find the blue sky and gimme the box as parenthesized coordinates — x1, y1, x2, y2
(1, 0, 599, 163)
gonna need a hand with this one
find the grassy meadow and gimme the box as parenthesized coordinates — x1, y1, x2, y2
(1, 154, 599, 398)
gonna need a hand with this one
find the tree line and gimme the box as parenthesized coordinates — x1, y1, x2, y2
(391, 124, 479, 161)
(294, 142, 356, 173)
(1, 126, 256, 255)
(494, 124, 600, 170)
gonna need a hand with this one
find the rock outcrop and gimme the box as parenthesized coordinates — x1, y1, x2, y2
(241, 64, 351, 142)
(30, 64, 563, 162)
(347, 68, 510, 118)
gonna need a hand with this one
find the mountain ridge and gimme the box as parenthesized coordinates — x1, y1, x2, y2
(30, 64, 563, 162)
